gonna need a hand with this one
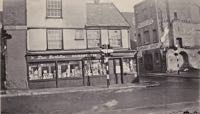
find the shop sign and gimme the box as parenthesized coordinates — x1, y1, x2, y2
(137, 19, 154, 29)
(28, 54, 99, 60)
(137, 43, 161, 51)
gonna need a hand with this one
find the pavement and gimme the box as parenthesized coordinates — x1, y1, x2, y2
(140, 71, 200, 79)
(0, 81, 160, 98)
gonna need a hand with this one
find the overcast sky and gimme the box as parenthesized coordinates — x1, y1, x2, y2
(0, 0, 144, 12)
(111, 0, 143, 12)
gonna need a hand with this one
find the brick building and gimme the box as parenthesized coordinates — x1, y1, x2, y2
(134, 0, 200, 74)
(3, 0, 136, 89)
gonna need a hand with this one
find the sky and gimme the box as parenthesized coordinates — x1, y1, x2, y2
(0, 0, 144, 12)
(0, 0, 2, 11)
(111, 0, 144, 12)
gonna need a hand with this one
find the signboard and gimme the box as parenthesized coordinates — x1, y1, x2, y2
(137, 19, 154, 29)
(137, 43, 161, 51)
(27, 54, 99, 61)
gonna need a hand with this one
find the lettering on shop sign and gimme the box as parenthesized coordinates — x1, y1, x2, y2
(137, 19, 154, 28)
(29, 54, 98, 60)
(137, 43, 161, 51)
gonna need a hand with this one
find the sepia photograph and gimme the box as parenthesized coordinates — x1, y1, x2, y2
(0, 0, 200, 113)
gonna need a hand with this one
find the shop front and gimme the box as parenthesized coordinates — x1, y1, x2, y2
(26, 51, 136, 89)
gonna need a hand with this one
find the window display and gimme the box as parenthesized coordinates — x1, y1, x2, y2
(58, 61, 82, 78)
(84, 60, 106, 76)
(29, 63, 56, 80)
(123, 59, 136, 74)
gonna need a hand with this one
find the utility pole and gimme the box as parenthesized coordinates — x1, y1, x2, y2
(166, 0, 175, 48)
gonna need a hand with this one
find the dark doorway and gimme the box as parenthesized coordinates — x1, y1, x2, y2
(179, 51, 190, 70)
(176, 38, 183, 48)
(144, 54, 153, 71)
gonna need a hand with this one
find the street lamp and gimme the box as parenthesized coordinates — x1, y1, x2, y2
(100, 44, 113, 88)
(174, 45, 180, 75)
(1, 27, 12, 90)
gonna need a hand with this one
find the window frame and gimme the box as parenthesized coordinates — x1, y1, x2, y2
(86, 29, 101, 49)
(108, 29, 122, 48)
(46, 0, 62, 18)
(47, 29, 63, 50)
(143, 30, 150, 45)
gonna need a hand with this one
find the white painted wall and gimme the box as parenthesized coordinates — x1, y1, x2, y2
(121, 29, 129, 48)
(101, 30, 109, 45)
(27, 29, 47, 51)
(63, 29, 87, 49)
(27, 0, 87, 28)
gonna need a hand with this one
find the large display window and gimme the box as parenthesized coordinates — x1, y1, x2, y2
(29, 63, 56, 80)
(58, 61, 82, 78)
(123, 58, 136, 74)
(84, 60, 106, 76)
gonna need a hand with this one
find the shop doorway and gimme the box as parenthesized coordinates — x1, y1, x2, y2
(144, 54, 153, 71)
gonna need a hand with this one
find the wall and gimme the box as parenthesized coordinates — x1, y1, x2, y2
(173, 21, 200, 48)
(63, 29, 87, 49)
(3, 0, 27, 89)
(6, 30, 27, 89)
(3, 0, 26, 25)
(27, 0, 87, 28)
(166, 49, 200, 72)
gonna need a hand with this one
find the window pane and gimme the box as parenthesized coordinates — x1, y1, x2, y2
(123, 59, 136, 73)
(144, 30, 150, 44)
(58, 61, 82, 78)
(109, 30, 121, 47)
(29, 63, 56, 80)
(47, 29, 62, 49)
(47, 0, 62, 17)
(87, 30, 100, 48)
(84, 60, 106, 76)
(153, 29, 158, 43)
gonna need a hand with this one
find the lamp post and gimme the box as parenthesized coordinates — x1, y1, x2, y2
(100, 44, 113, 88)
(174, 45, 180, 75)
(1, 27, 12, 90)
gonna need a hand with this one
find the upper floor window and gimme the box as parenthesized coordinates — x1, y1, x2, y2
(47, 0, 62, 18)
(153, 29, 158, 43)
(47, 29, 63, 50)
(144, 30, 150, 44)
(87, 30, 100, 48)
(109, 30, 122, 48)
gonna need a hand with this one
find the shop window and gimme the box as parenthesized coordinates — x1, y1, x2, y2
(108, 30, 122, 48)
(87, 30, 100, 48)
(144, 30, 150, 44)
(47, 0, 62, 18)
(84, 60, 106, 76)
(47, 29, 63, 50)
(75, 30, 84, 40)
(29, 63, 56, 80)
(153, 29, 158, 43)
(123, 59, 136, 74)
(58, 61, 82, 78)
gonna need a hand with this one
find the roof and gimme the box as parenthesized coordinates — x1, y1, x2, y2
(86, 3, 130, 27)
(121, 12, 135, 27)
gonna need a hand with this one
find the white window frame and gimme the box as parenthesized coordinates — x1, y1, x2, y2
(47, 0, 62, 18)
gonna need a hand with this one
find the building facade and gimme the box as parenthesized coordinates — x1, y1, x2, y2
(3, 0, 136, 89)
(134, 0, 200, 74)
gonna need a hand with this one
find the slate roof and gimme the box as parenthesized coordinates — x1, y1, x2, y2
(86, 3, 130, 27)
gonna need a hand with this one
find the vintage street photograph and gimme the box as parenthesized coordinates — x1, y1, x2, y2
(0, 0, 200, 113)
